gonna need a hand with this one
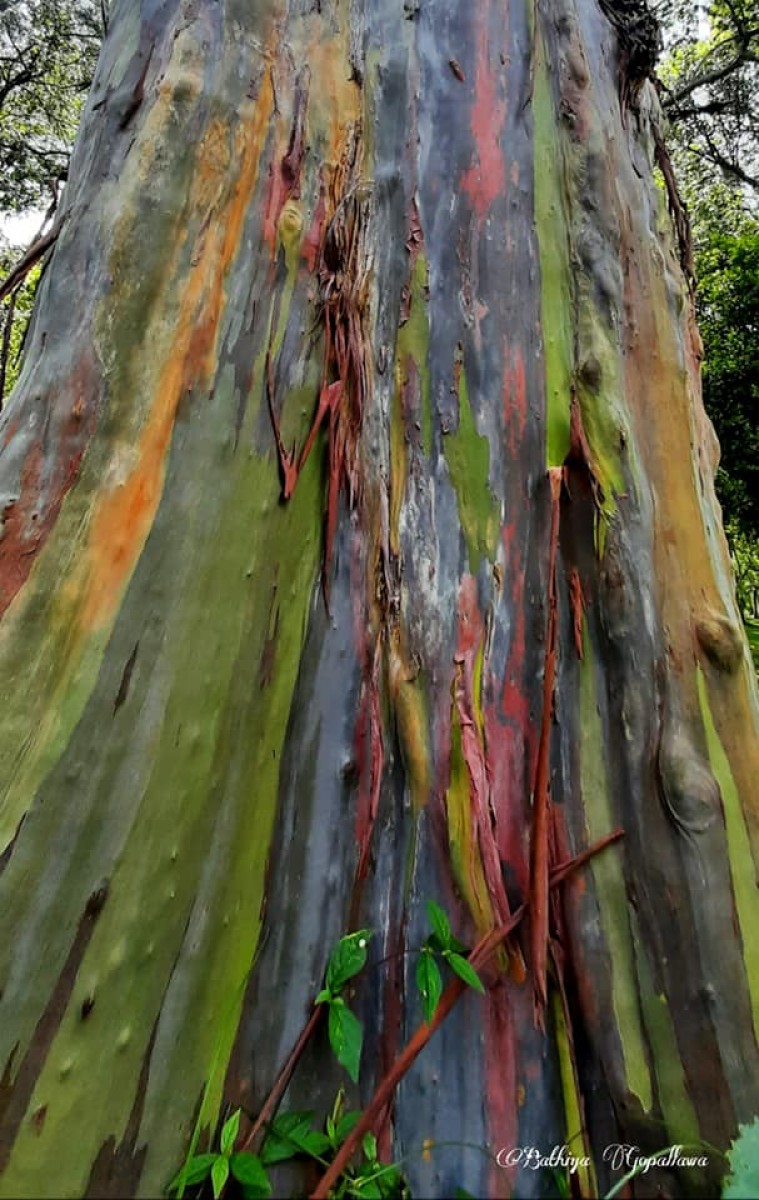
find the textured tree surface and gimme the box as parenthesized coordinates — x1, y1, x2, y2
(1, 1, 758, 1197)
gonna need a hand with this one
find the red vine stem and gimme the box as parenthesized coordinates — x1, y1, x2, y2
(237, 1004, 324, 1156)
(310, 827, 624, 1199)
(530, 465, 564, 1026)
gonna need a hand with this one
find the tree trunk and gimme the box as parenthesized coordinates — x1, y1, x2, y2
(1, 1, 758, 1197)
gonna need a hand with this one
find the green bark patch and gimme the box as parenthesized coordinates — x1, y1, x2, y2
(443, 364, 499, 574)
(0, 357, 324, 1198)
(629, 907, 701, 1146)
(579, 625, 653, 1112)
(697, 669, 759, 1045)
(395, 253, 432, 457)
(533, 26, 572, 469)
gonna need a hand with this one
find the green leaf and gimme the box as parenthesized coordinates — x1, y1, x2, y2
(350, 1180, 383, 1199)
(446, 952, 485, 994)
(326, 930, 372, 995)
(549, 1167, 571, 1199)
(362, 1132, 378, 1162)
(454, 1189, 477, 1199)
(168, 1154, 217, 1192)
(261, 1111, 320, 1165)
(220, 1109, 240, 1156)
(723, 1119, 759, 1199)
(211, 1155, 229, 1199)
(335, 1110, 363, 1144)
(416, 947, 443, 1023)
(230, 1153, 271, 1195)
(426, 900, 452, 949)
(315, 988, 332, 1004)
(328, 1000, 364, 1082)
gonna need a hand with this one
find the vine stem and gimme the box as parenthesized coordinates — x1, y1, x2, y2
(310, 828, 624, 1199)
(237, 1004, 324, 1156)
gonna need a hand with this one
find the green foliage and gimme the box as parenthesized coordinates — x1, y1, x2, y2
(416, 947, 443, 1024)
(414, 900, 484, 1022)
(0, 0, 102, 212)
(325, 929, 372, 995)
(165, 910, 497, 1198)
(696, 222, 759, 538)
(727, 520, 759, 622)
(0, 240, 39, 404)
(316, 930, 372, 1083)
(656, 0, 759, 192)
(327, 998, 364, 1084)
(656, 6, 759, 569)
(168, 1110, 270, 1200)
(723, 1117, 759, 1198)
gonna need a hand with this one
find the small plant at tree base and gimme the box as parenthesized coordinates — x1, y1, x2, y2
(416, 900, 485, 1023)
(166, 840, 622, 1200)
(168, 1109, 271, 1199)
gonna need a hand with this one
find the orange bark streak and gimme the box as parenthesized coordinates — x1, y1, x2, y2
(80, 80, 275, 631)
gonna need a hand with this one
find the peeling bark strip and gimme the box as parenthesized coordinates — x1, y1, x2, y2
(267, 125, 372, 601)
(529, 468, 563, 1026)
(1, 0, 758, 1196)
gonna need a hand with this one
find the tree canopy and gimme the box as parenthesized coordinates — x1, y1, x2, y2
(0, 0, 102, 212)
(656, 0, 759, 191)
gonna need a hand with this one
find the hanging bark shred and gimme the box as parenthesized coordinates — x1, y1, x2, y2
(265, 129, 372, 604)
(529, 467, 564, 1028)
(599, 0, 660, 115)
(652, 124, 695, 288)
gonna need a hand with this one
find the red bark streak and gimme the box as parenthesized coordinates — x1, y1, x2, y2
(567, 389, 602, 506)
(355, 636, 384, 883)
(461, 17, 507, 219)
(489, 344, 533, 886)
(311, 830, 624, 1200)
(263, 71, 311, 253)
(484, 992, 518, 1198)
(529, 467, 563, 1028)
(493, 524, 531, 889)
(0, 355, 96, 620)
(376, 924, 406, 1163)
(302, 184, 326, 272)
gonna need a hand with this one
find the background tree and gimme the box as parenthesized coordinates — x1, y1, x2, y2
(0, 0, 102, 211)
(0, 2, 759, 1199)
(0, 0, 103, 409)
(655, 0, 759, 190)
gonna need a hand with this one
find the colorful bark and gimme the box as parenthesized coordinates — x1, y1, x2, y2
(1, 0, 758, 1197)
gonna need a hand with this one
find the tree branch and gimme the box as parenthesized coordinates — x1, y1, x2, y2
(0, 215, 64, 305)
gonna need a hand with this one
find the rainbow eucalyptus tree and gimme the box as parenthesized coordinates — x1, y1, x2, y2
(1, 0, 758, 1196)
